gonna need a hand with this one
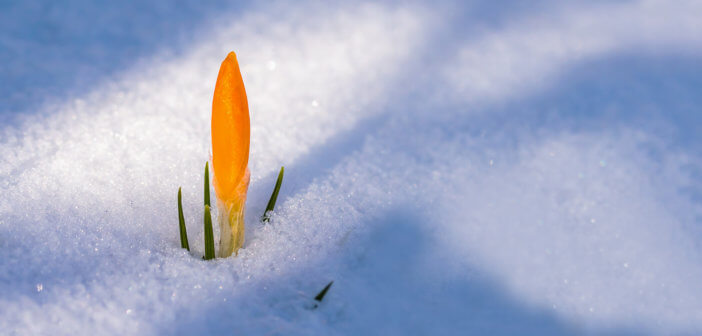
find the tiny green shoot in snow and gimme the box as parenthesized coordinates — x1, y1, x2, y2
(262, 166, 284, 222)
(177, 187, 189, 251)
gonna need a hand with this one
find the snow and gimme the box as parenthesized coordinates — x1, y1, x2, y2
(2, 1, 702, 334)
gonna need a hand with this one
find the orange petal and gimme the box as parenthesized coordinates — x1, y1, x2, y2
(211, 52, 250, 204)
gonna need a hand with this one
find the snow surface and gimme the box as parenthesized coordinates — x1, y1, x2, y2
(2, 1, 702, 335)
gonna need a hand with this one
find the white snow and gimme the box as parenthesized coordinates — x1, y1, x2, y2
(2, 1, 702, 335)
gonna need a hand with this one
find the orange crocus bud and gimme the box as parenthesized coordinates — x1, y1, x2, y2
(211, 52, 250, 257)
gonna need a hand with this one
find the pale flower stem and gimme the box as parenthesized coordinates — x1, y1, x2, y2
(218, 200, 245, 257)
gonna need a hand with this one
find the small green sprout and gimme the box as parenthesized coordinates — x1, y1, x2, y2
(203, 205, 215, 260)
(314, 281, 334, 302)
(203, 162, 216, 260)
(177, 187, 190, 251)
(262, 166, 284, 222)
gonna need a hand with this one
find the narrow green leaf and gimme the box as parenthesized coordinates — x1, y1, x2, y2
(204, 162, 211, 208)
(314, 281, 333, 302)
(262, 166, 284, 222)
(178, 187, 190, 251)
(203, 205, 215, 260)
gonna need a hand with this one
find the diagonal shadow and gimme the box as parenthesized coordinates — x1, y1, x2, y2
(449, 52, 702, 211)
(0, 0, 254, 122)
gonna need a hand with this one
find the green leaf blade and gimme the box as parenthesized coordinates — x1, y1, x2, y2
(178, 187, 190, 251)
(314, 281, 333, 302)
(262, 166, 284, 222)
(203, 205, 215, 260)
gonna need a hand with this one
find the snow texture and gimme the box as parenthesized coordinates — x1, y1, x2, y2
(2, 1, 702, 335)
